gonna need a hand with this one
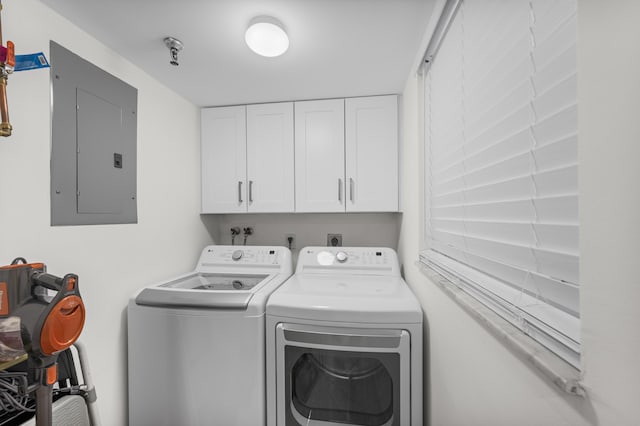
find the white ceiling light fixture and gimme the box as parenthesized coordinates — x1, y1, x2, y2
(245, 16, 289, 58)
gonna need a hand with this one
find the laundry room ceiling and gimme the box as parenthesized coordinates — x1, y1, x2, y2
(37, 0, 435, 107)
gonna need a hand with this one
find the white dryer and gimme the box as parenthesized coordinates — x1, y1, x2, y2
(266, 247, 423, 426)
(128, 245, 292, 426)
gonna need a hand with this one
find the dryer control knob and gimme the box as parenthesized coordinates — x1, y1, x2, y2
(336, 251, 348, 263)
(232, 250, 244, 261)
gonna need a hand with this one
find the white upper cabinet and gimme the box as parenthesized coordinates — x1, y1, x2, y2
(294, 95, 399, 212)
(201, 103, 294, 213)
(246, 102, 295, 212)
(201, 106, 247, 213)
(202, 95, 397, 214)
(294, 99, 345, 212)
(345, 95, 399, 212)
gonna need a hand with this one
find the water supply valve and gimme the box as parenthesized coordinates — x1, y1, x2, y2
(0, 1, 52, 138)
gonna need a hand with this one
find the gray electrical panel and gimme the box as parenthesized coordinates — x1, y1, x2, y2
(50, 41, 138, 226)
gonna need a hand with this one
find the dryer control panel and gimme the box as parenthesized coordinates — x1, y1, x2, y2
(296, 247, 400, 276)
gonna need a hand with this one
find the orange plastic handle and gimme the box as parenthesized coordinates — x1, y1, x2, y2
(46, 364, 57, 385)
(6, 41, 14, 68)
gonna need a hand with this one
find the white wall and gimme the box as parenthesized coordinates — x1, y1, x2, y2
(215, 213, 401, 266)
(397, 1, 640, 425)
(0, 1, 214, 424)
(578, 1, 640, 424)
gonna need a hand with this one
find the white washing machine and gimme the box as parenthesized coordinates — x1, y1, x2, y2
(128, 245, 293, 426)
(266, 247, 423, 426)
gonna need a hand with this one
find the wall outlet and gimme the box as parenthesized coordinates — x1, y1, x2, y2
(327, 233, 342, 247)
(286, 234, 296, 250)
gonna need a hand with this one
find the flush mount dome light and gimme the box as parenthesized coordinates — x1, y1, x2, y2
(245, 16, 289, 57)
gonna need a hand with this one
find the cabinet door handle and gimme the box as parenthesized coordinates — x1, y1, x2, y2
(249, 180, 254, 203)
(338, 178, 343, 202)
(349, 178, 354, 203)
(238, 181, 243, 203)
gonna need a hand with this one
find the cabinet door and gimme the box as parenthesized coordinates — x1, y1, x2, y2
(294, 99, 345, 212)
(201, 106, 247, 213)
(246, 102, 294, 212)
(345, 95, 399, 212)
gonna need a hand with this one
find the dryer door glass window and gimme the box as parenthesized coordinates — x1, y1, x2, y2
(285, 346, 400, 425)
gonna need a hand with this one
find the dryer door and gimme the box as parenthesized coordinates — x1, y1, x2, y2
(275, 323, 410, 426)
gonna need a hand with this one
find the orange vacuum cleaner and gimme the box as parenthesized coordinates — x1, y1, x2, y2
(0, 258, 86, 426)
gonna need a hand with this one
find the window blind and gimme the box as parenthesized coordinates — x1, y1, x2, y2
(421, 0, 579, 368)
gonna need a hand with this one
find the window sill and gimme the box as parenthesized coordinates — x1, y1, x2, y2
(417, 262, 586, 397)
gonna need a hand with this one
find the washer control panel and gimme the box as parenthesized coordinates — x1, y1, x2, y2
(196, 246, 292, 271)
(297, 247, 399, 276)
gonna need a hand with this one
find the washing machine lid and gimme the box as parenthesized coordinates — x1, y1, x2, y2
(135, 272, 275, 309)
(266, 274, 422, 324)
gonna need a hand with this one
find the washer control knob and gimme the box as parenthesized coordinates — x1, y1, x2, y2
(336, 251, 348, 263)
(232, 250, 244, 261)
